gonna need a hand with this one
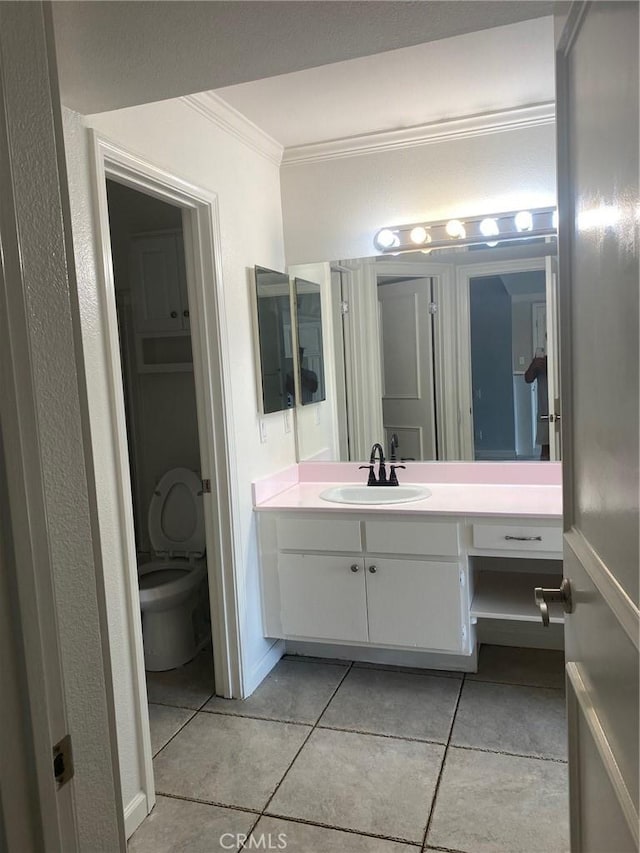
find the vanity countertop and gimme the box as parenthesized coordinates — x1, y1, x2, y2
(253, 462, 562, 520)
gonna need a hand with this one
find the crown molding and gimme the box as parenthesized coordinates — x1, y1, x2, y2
(182, 92, 284, 166)
(282, 101, 555, 166)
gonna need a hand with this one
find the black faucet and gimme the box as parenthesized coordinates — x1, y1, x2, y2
(360, 443, 406, 486)
(390, 433, 399, 461)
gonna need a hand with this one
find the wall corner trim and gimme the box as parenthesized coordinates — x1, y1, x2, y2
(282, 101, 556, 166)
(182, 92, 284, 166)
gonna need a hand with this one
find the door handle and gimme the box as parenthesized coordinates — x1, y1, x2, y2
(350, 564, 359, 573)
(534, 578, 573, 627)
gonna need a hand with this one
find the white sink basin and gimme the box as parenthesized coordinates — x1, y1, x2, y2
(320, 484, 432, 505)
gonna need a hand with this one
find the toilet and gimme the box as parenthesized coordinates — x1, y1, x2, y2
(138, 467, 209, 672)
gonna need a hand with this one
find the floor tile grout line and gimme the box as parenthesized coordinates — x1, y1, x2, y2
(467, 676, 565, 691)
(149, 687, 216, 760)
(259, 661, 355, 817)
(421, 673, 466, 851)
(198, 707, 316, 727)
(260, 809, 423, 848)
(315, 723, 450, 747)
(449, 743, 568, 764)
(154, 790, 262, 817)
(239, 813, 263, 851)
(150, 707, 198, 760)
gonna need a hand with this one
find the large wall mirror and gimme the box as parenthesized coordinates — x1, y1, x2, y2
(253, 266, 295, 414)
(300, 237, 560, 463)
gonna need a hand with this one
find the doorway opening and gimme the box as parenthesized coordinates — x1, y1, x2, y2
(106, 180, 213, 676)
(91, 136, 243, 837)
(468, 269, 547, 461)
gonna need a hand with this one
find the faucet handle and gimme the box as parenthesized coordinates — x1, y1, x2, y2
(388, 464, 406, 486)
(359, 464, 377, 486)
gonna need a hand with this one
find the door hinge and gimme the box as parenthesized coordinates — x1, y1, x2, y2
(461, 624, 468, 644)
(428, 302, 438, 315)
(459, 569, 466, 587)
(53, 734, 74, 790)
(201, 478, 212, 494)
(340, 299, 350, 315)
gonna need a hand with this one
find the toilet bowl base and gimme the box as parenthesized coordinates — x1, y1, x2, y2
(142, 595, 200, 671)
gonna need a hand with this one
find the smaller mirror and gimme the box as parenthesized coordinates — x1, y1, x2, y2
(254, 266, 294, 414)
(294, 277, 326, 404)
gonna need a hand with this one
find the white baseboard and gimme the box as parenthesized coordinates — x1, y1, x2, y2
(244, 639, 284, 697)
(284, 640, 478, 673)
(124, 790, 151, 839)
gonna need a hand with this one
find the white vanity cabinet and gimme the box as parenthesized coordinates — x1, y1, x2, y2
(258, 513, 470, 655)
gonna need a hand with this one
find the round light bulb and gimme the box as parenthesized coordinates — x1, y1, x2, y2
(409, 226, 430, 245)
(479, 218, 499, 238)
(515, 210, 533, 232)
(375, 228, 398, 250)
(445, 219, 466, 239)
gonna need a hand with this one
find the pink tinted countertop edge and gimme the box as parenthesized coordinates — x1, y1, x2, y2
(253, 462, 562, 519)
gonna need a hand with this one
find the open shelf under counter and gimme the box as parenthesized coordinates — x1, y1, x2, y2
(471, 569, 565, 624)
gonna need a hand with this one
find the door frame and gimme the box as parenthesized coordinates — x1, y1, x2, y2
(89, 134, 244, 818)
(456, 257, 549, 459)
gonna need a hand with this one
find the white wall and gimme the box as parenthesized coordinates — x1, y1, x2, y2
(63, 98, 292, 824)
(281, 122, 557, 264)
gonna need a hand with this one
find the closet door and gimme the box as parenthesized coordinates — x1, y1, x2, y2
(556, 5, 639, 850)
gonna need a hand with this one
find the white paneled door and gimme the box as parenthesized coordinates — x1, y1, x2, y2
(378, 278, 436, 461)
(556, 4, 639, 850)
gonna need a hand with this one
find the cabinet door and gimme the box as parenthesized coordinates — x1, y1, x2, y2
(366, 559, 463, 652)
(278, 554, 367, 642)
(130, 234, 183, 332)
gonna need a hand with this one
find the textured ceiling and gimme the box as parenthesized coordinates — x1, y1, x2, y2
(52, 1, 555, 114)
(215, 18, 555, 148)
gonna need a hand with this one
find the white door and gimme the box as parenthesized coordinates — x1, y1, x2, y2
(556, 4, 639, 850)
(378, 278, 436, 460)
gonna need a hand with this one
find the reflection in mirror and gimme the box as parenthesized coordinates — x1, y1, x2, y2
(306, 240, 560, 463)
(254, 266, 294, 414)
(294, 278, 326, 405)
(469, 269, 548, 460)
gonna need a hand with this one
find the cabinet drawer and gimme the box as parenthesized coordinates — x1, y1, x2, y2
(365, 519, 459, 557)
(472, 523, 563, 554)
(276, 517, 362, 552)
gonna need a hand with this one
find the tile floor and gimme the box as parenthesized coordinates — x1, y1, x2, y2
(131, 645, 569, 853)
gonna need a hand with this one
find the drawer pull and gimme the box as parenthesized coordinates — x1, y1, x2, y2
(368, 565, 377, 574)
(350, 564, 359, 573)
(504, 535, 542, 542)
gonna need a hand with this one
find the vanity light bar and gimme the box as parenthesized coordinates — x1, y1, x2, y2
(373, 207, 558, 254)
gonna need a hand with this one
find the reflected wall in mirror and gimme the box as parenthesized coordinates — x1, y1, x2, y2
(305, 239, 560, 463)
(253, 266, 294, 414)
(294, 277, 326, 405)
